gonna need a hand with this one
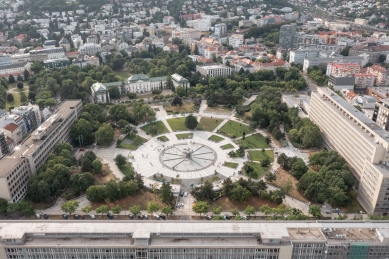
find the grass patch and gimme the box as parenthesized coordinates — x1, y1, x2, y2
(197, 117, 223, 131)
(208, 135, 224, 143)
(280, 139, 288, 147)
(248, 150, 274, 162)
(218, 120, 253, 138)
(166, 117, 187, 131)
(164, 102, 193, 114)
(238, 133, 270, 148)
(342, 189, 365, 214)
(224, 162, 238, 169)
(220, 143, 234, 149)
(176, 133, 193, 139)
(5, 92, 23, 110)
(157, 135, 169, 142)
(117, 134, 147, 150)
(114, 70, 132, 80)
(200, 175, 220, 184)
(118, 162, 135, 177)
(140, 121, 169, 135)
(245, 162, 269, 179)
(205, 105, 231, 114)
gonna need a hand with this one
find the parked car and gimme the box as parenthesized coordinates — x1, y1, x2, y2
(43, 214, 49, 219)
(35, 213, 41, 219)
(154, 214, 160, 220)
(137, 214, 144, 219)
(176, 203, 184, 208)
(107, 213, 114, 219)
(241, 215, 249, 220)
(73, 214, 80, 219)
(128, 214, 134, 219)
(184, 192, 188, 197)
(159, 214, 166, 220)
(179, 192, 184, 197)
(90, 214, 96, 220)
(62, 214, 68, 219)
(205, 215, 212, 220)
(221, 214, 231, 220)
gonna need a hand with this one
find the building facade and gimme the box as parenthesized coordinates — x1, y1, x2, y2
(43, 58, 70, 69)
(10, 104, 41, 133)
(326, 62, 360, 77)
(79, 43, 102, 56)
(373, 98, 389, 132)
(279, 23, 298, 49)
(91, 83, 110, 103)
(0, 62, 30, 80)
(309, 87, 389, 215)
(0, 100, 82, 203)
(196, 64, 232, 77)
(367, 65, 389, 87)
(127, 74, 167, 93)
(1, 222, 389, 259)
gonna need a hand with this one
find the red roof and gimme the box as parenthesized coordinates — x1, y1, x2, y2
(3, 123, 18, 132)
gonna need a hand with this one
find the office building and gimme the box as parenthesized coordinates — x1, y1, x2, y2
(1, 221, 389, 259)
(214, 23, 227, 36)
(309, 87, 389, 215)
(289, 49, 320, 64)
(279, 23, 298, 49)
(0, 100, 82, 203)
(303, 54, 363, 72)
(328, 75, 355, 90)
(196, 64, 232, 77)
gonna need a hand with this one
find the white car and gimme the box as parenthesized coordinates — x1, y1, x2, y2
(90, 214, 96, 220)
(154, 214, 160, 220)
(184, 192, 188, 197)
(176, 203, 184, 208)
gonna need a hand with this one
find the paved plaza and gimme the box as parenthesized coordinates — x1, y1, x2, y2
(129, 131, 248, 179)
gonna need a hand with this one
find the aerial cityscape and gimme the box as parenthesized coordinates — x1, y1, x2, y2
(0, 0, 389, 258)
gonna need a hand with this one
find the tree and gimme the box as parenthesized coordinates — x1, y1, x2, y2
(114, 154, 127, 166)
(117, 119, 129, 129)
(0, 85, 5, 109)
(149, 125, 158, 136)
(70, 172, 95, 195)
(23, 69, 29, 80)
(31, 62, 44, 74)
(261, 157, 271, 167)
(92, 159, 103, 174)
(7, 201, 35, 216)
(244, 205, 255, 218)
(86, 185, 107, 202)
(259, 204, 272, 218)
(160, 183, 174, 204)
(71, 119, 95, 146)
(265, 136, 271, 144)
(147, 201, 159, 215)
(61, 200, 80, 216)
(212, 206, 222, 216)
(264, 172, 276, 182)
(95, 123, 114, 146)
(378, 54, 386, 63)
(0, 198, 7, 214)
(185, 114, 198, 129)
(282, 180, 293, 194)
(111, 204, 122, 218)
(8, 75, 15, 83)
(171, 96, 183, 106)
(20, 91, 27, 103)
(129, 205, 141, 216)
(7, 93, 14, 102)
(291, 158, 308, 179)
(17, 81, 23, 89)
(96, 205, 109, 217)
(229, 183, 251, 202)
(108, 85, 120, 99)
(161, 206, 173, 218)
(231, 209, 239, 216)
(309, 204, 322, 218)
(81, 205, 92, 216)
(192, 201, 210, 218)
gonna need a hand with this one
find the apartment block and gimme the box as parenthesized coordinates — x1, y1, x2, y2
(326, 62, 360, 77)
(373, 98, 389, 131)
(279, 23, 298, 49)
(196, 64, 232, 77)
(367, 65, 389, 87)
(1, 222, 389, 259)
(355, 73, 375, 91)
(0, 100, 82, 203)
(309, 87, 389, 215)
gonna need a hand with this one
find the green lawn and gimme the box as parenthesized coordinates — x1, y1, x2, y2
(238, 133, 270, 148)
(157, 135, 169, 142)
(218, 120, 253, 138)
(118, 162, 135, 177)
(176, 133, 193, 139)
(166, 117, 187, 131)
(197, 117, 223, 131)
(245, 162, 269, 179)
(248, 150, 274, 162)
(224, 162, 238, 169)
(118, 135, 147, 150)
(140, 121, 169, 135)
(208, 135, 224, 143)
(114, 70, 132, 80)
(220, 143, 234, 149)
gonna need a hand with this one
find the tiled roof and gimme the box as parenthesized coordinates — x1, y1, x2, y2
(3, 123, 18, 132)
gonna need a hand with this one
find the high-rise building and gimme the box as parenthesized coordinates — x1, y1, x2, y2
(214, 23, 227, 36)
(309, 87, 389, 215)
(1, 221, 389, 259)
(279, 23, 297, 49)
(0, 100, 82, 203)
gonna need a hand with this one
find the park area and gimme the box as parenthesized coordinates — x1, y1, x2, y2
(118, 162, 135, 177)
(218, 120, 253, 138)
(210, 196, 279, 212)
(117, 135, 147, 150)
(238, 133, 269, 148)
(205, 105, 232, 114)
(140, 121, 169, 135)
(197, 117, 223, 131)
(176, 133, 193, 139)
(245, 162, 269, 179)
(164, 102, 194, 114)
(224, 162, 238, 169)
(248, 150, 274, 162)
(166, 117, 187, 131)
(157, 136, 169, 142)
(220, 143, 234, 149)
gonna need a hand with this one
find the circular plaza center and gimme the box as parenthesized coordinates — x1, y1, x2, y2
(129, 131, 247, 180)
(160, 143, 217, 172)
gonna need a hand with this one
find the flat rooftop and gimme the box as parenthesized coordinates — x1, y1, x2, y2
(287, 228, 325, 242)
(325, 228, 379, 244)
(151, 237, 259, 247)
(0, 100, 81, 177)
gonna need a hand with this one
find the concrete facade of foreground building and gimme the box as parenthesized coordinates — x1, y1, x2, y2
(309, 87, 389, 215)
(1, 221, 389, 259)
(0, 100, 82, 203)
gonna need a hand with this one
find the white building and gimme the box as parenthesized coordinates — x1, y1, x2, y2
(91, 83, 110, 103)
(126, 74, 166, 94)
(196, 64, 232, 77)
(229, 34, 244, 48)
(79, 43, 102, 56)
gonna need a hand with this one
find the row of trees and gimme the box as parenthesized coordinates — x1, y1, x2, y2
(0, 198, 35, 217)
